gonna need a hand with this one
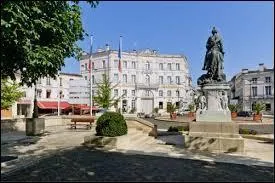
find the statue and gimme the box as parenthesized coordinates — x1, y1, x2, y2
(219, 91, 228, 110)
(198, 94, 207, 110)
(198, 27, 226, 85)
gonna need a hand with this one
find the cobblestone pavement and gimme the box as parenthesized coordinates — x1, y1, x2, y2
(1, 146, 273, 182)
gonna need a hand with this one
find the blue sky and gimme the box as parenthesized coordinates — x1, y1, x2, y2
(62, 1, 274, 85)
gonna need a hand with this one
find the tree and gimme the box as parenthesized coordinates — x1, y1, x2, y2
(1, 1, 98, 87)
(93, 74, 121, 110)
(1, 79, 24, 110)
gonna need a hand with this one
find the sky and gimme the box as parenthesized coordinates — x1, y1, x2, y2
(62, 1, 274, 86)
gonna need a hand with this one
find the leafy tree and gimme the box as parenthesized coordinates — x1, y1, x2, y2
(1, 1, 98, 87)
(1, 78, 24, 110)
(94, 74, 121, 110)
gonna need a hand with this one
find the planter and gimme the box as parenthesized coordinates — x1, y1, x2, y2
(253, 113, 262, 121)
(26, 118, 45, 136)
(231, 112, 237, 119)
(170, 113, 177, 120)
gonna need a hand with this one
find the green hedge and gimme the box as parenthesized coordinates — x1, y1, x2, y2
(167, 126, 189, 132)
(96, 112, 128, 137)
(239, 128, 257, 135)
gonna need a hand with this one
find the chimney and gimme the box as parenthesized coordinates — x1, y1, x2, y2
(259, 63, 265, 71)
(105, 44, 110, 51)
(241, 68, 248, 73)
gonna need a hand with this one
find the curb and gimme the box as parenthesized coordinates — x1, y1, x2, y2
(241, 135, 274, 143)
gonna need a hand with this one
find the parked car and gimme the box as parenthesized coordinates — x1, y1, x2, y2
(237, 111, 252, 117)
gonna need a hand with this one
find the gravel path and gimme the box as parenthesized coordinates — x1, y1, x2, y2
(1, 146, 273, 182)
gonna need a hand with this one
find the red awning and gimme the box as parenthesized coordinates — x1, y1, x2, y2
(37, 101, 70, 110)
(72, 104, 97, 110)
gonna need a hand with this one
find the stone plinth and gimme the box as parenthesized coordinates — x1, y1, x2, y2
(185, 122, 244, 153)
(196, 83, 231, 122)
(26, 118, 45, 136)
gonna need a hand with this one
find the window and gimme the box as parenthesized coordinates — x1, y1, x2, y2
(123, 74, 127, 83)
(265, 77, 271, 83)
(114, 74, 119, 83)
(37, 78, 42, 84)
(81, 64, 84, 68)
(132, 61, 136, 69)
(167, 90, 171, 97)
(46, 77, 51, 85)
(146, 90, 150, 96)
(70, 78, 74, 81)
(168, 63, 172, 70)
(176, 90, 180, 97)
(123, 61, 127, 68)
(59, 90, 64, 99)
(176, 76, 180, 84)
(85, 63, 88, 70)
(114, 60, 118, 68)
(102, 74, 106, 80)
(114, 89, 118, 97)
(265, 103, 271, 111)
(60, 77, 62, 86)
(252, 86, 257, 96)
(22, 91, 26, 97)
(176, 63, 180, 70)
(146, 61, 150, 70)
(265, 86, 271, 95)
(167, 76, 172, 84)
(159, 102, 163, 109)
(92, 76, 95, 84)
(131, 100, 136, 110)
(37, 89, 42, 98)
(252, 78, 257, 84)
(131, 75, 136, 84)
(92, 90, 95, 97)
(102, 60, 106, 68)
(159, 76, 163, 84)
(132, 90, 135, 96)
(176, 102, 180, 108)
(159, 90, 163, 97)
(145, 75, 150, 85)
(123, 89, 127, 97)
(159, 63, 163, 70)
(85, 76, 87, 80)
(46, 90, 51, 98)
(92, 62, 95, 70)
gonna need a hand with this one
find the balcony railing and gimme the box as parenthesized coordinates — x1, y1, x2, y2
(135, 83, 159, 90)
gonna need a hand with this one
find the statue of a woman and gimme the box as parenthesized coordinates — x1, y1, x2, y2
(202, 27, 226, 82)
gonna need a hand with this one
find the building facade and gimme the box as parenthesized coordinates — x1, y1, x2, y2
(80, 46, 193, 115)
(6, 73, 82, 119)
(229, 63, 274, 115)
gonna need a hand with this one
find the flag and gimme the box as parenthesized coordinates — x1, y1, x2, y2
(89, 35, 93, 73)
(118, 36, 122, 73)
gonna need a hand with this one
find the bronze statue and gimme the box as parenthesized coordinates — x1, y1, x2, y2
(198, 27, 226, 85)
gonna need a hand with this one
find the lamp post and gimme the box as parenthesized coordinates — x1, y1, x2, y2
(57, 71, 60, 116)
(89, 35, 94, 116)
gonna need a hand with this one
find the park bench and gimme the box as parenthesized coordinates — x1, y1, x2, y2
(69, 117, 95, 129)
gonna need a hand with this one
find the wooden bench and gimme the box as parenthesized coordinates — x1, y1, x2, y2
(69, 117, 95, 129)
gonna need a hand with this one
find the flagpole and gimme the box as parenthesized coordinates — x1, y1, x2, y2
(89, 35, 93, 116)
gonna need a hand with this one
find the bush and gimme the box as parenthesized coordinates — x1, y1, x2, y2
(167, 126, 189, 132)
(239, 128, 257, 135)
(96, 112, 127, 137)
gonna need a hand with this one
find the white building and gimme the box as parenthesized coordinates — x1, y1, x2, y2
(229, 63, 274, 114)
(80, 46, 193, 115)
(6, 73, 82, 118)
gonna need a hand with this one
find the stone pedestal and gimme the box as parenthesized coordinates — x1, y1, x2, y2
(185, 122, 244, 153)
(196, 83, 231, 122)
(26, 118, 45, 136)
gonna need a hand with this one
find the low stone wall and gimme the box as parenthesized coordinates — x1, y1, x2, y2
(1, 116, 73, 132)
(125, 117, 157, 138)
(239, 123, 274, 134)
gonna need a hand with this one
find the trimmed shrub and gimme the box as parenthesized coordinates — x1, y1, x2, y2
(167, 126, 178, 132)
(239, 128, 257, 135)
(96, 112, 127, 137)
(167, 126, 189, 132)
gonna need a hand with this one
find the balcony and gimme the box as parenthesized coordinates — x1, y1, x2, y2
(135, 83, 159, 90)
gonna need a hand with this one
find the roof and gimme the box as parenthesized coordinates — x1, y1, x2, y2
(60, 72, 82, 77)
